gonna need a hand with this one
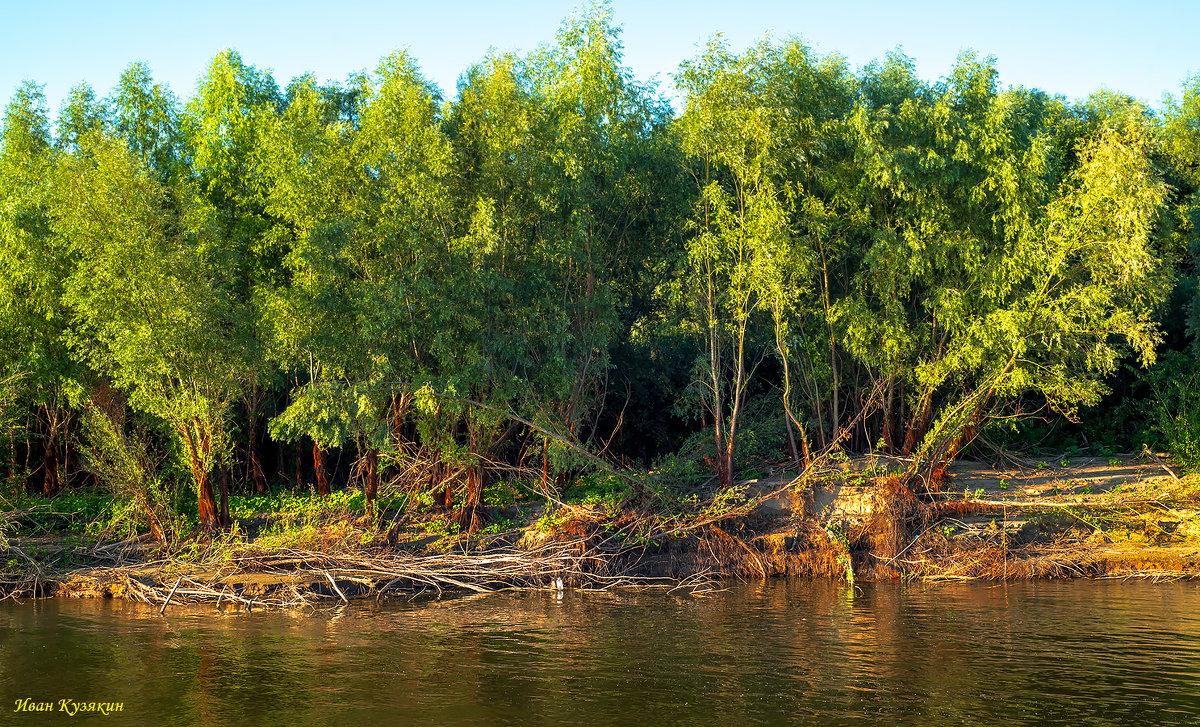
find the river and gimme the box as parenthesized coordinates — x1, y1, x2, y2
(1, 580, 1198, 725)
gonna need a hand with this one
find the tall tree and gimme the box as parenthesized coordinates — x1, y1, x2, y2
(676, 38, 791, 488)
(55, 133, 253, 529)
(0, 82, 76, 494)
(264, 51, 453, 507)
(187, 50, 283, 494)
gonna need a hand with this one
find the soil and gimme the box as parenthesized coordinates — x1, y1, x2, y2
(742, 452, 1200, 581)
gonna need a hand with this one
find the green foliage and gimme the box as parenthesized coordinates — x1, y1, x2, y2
(1146, 352, 1200, 471)
(535, 507, 568, 533)
(676, 393, 788, 471)
(4, 490, 112, 536)
(423, 517, 461, 539)
(478, 518, 516, 535)
(227, 488, 371, 521)
(0, 82, 79, 431)
(652, 452, 705, 487)
(77, 396, 179, 539)
(2, 7, 1199, 543)
(52, 128, 255, 525)
(261, 48, 452, 462)
(482, 480, 524, 508)
(562, 472, 631, 515)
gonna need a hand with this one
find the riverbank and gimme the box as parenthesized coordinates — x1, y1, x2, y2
(3, 452, 1198, 608)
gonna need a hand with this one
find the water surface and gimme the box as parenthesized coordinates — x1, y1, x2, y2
(1, 580, 1198, 725)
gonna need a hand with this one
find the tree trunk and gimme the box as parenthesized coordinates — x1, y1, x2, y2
(249, 425, 267, 495)
(42, 434, 59, 496)
(314, 444, 330, 496)
(882, 378, 896, 453)
(457, 463, 486, 533)
(901, 391, 935, 456)
(185, 423, 223, 531)
(456, 429, 488, 533)
(718, 446, 733, 490)
(196, 469, 221, 531)
(363, 446, 379, 506)
(430, 458, 453, 510)
(23, 423, 34, 494)
(926, 393, 994, 489)
(250, 450, 266, 494)
(294, 442, 303, 491)
(2, 429, 12, 491)
(217, 465, 231, 526)
(64, 434, 82, 488)
(783, 402, 800, 464)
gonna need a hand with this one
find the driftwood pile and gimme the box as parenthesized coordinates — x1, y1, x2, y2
(0, 538, 716, 610)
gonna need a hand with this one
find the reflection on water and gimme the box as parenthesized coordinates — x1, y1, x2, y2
(1, 580, 1198, 725)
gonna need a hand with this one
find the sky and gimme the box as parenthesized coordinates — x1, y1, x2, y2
(3, 0, 1198, 119)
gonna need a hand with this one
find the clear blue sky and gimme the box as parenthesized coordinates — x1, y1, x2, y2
(3, 0, 1197, 118)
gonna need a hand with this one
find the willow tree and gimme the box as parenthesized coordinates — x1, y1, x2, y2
(676, 38, 792, 488)
(187, 50, 283, 494)
(914, 125, 1167, 476)
(833, 54, 1056, 457)
(57, 83, 107, 152)
(0, 82, 76, 493)
(754, 39, 859, 459)
(55, 130, 253, 530)
(443, 5, 675, 513)
(834, 55, 1168, 480)
(1162, 74, 1200, 347)
(263, 52, 453, 507)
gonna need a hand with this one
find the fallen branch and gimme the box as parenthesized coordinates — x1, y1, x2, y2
(1142, 445, 1179, 480)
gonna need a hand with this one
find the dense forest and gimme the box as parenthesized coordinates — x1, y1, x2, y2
(2, 6, 1199, 536)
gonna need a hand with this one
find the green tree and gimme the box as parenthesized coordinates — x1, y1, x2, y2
(55, 133, 253, 529)
(263, 51, 453, 507)
(187, 50, 283, 494)
(676, 38, 792, 488)
(0, 82, 77, 494)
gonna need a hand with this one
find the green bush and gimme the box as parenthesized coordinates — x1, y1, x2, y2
(1140, 351, 1200, 471)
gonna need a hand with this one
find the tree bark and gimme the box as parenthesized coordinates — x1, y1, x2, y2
(783, 403, 800, 464)
(2, 429, 11, 486)
(64, 432, 78, 487)
(249, 425, 267, 495)
(458, 462, 486, 533)
(294, 441, 303, 491)
(217, 465, 231, 526)
(196, 468, 220, 531)
(314, 444, 330, 496)
(42, 435, 59, 496)
(23, 423, 33, 494)
(431, 458, 453, 510)
(362, 446, 379, 506)
(456, 428, 488, 533)
(925, 386, 999, 489)
(901, 391, 935, 456)
(882, 377, 896, 453)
